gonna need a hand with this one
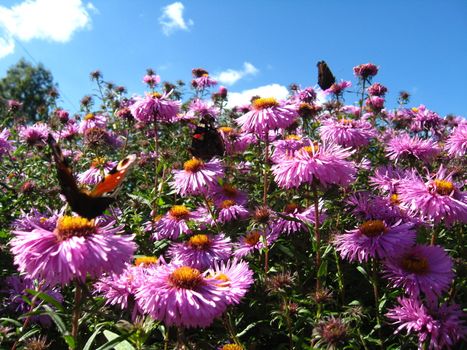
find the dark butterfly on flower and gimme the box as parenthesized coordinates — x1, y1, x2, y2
(189, 117, 225, 161)
(47, 134, 137, 219)
(317, 60, 336, 91)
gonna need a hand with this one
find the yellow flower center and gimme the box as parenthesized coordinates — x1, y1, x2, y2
(221, 199, 236, 209)
(434, 179, 454, 196)
(202, 73, 209, 77)
(188, 234, 211, 250)
(301, 144, 319, 156)
(252, 97, 279, 110)
(84, 113, 95, 121)
(285, 134, 301, 141)
(151, 92, 162, 98)
(183, 158, 204, 172)
(221, 344, 243, 350)
(411, 107, 419, 113)
(169, 266, 202, 289)
(390, 194, 400, 205)
(54, 216, 97, 240)
(359, 220, 387, 237)
(39, 217, 47, 224)
(152, 214, 163, 222)
(169, 205, 190, 221)
(216, 273, 230, 282)
(340, 118, 355, 125)
(401, 254, 429, 274)
(244, 231, 261, 246)
(134, 256, 158, 266)
(91, 157, 106, 167)
(219, 126, 234, 133)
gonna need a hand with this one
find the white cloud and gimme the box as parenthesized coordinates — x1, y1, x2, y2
(0, 0, 95, 58)
(226, 83, 290, 108)
(159, 2, 193, 36)
(214, 62, 259, 86)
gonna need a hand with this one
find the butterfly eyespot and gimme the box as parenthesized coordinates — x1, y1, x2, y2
(120, 158, 129, 166)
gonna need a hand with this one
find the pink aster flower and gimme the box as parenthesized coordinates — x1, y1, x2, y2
(191, 68, 218, 90)
(324, 80, 352, 96)
(0, 128, 15, 157)
(10, 216, 136, 285)
(271, 142, 356, 189)
(207, 259, 254, 305)
(319, 118, 376, 148)
(135, 263, 229, 328)
(383, 244, 454, 300)
(130, 92, 180, 123)
(270, 203, 324, 237)
(234, 229, 279, 258)
(410, 105, 443, 134)
(271, 135, 309, 163)
(334, 220, 416, 263)
(142, 74, 161, 87)
(77, 160, 117, 186)
(168, 233, 232, 270)
(386, 133, 440, 164)
(12, 209, 61, 232)
(386, 297, 467, 350)
(19, 123, 50, 146)
(7, 99, 22, 112)
(211, 183, 248, 207)
(353, 63, 379, 79)
(445, 123, 467, 157)
(59, 121, 79, 141)
(293, 86, 317, 103)
(78, 113, 107, 134)
(217, 127, 254, 155)
(367, 83, 388, 97)
(370, 165, 413, 195)
(236, 97, 298, 135)
(216, 200, 249, 223)
(365, 96, 385, 111)
(148, 205, 200, 240)
(184, 98, 219, 120)
(170, 158, 224, 196)
(397, 166, 467, 225)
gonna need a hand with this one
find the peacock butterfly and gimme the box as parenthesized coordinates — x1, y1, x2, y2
(47, 134, 136, 219)
(317, 60, 336, 91)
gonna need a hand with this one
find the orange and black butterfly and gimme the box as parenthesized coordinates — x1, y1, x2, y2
(47, 134, 136, 219)
(189, 118, 225, 161)
(317, 60, 336, 91)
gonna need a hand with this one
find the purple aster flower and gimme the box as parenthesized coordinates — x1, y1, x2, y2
(217, 127, 254, 155)
(386, 297, 467, 350)
(272, 142, 356, 189)
(19, 123, 49, 146)
(270, 203, 324, 237)
(293, 86, 317, 104)
(398, 166, 467, 225)
(212, 183, 248, 207)
(324, 80, 352, 96)
(353, 63, 379, 79)
(383, 244, 454, 300)
(236, 97, 298, 135)
(365, 96, 385, 111)
(148, 205, 200, 240)
(334, 220, 416, 263)
(234, 229, 279, 258)
(168, 233, 232, 270)
(367, 83, 388, 97)
(142, 74, 161, 87)
(10, 216, 137, 285)
(410, 105, 443, 135)
(0, 128, 15, 158)
(135, 263, 229, 328)
(319, 118, 376, 148)
(370, 165, 413, 195)
(445, 123, 467, 158)
(386, 133, 440, 164)
(191, 68, 218, 90)
(184, 98, 219, 120)
(2, 276, 63, 327)
(12, 209, 61, 232)
(7, 99, 22, 112)
(77, 159, 117, 186)
(78, 113, 107, 134)
(58, 121, 79, 141)
(130, 92, 180, 123)
(170, 158, 224, 196)
(217, 200, 249, 223)
(55, 109, 69, 123)
(271, 135, 309, 163)
(207, 259, 254, 305)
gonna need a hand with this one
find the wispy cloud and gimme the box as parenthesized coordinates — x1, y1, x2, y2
(0, 0, 95, 58)
(214, 62, 259, 86)
(226, 83, 289, 108)
(159, 2, 193, 36)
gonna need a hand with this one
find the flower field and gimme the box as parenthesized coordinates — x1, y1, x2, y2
(0, 64, 466, 350)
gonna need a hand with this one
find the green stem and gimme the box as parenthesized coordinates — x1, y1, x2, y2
(312, 182, 321, 291)
(370, 260, 384, 350)
(263, 129, 270, 207)
(71, 283, 83, 349)
(334, 249, 345, 304)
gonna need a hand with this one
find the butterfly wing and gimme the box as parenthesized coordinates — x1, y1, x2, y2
(189, 124, 225, 161)
(317, 60, 336, 91)
(90, 154, 137, 197)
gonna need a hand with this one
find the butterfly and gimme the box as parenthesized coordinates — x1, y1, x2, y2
(317, 60, 336, 91)
(189, 118, 225, 161)
(47, 134, 137, 219)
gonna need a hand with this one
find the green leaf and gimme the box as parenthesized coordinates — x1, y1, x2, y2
(0, 317, 22, 327)
(64, 335, 76, 349)
(25, 289, 64, 312)
(42, 305, 67, 335)
(18, 328, 40, 342)
(83, 325, 105, 350)
(356, 266, 368, 278)
(97, 330, 135, 350)
(317, 260, 328, 277)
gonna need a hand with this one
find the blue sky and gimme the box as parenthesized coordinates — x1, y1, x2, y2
(1, 0, 466, 116)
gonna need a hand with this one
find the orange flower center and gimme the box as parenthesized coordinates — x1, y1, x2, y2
(169, 205, 190, 221)
(252, 97, 279, 110)
(183, 158, 204, 172)
(285, 134, 301, 141)
(244, 231, 261, 246)
(91, 157, 106, 167)
(284, 203, 300, 213)
(390, 194, 400, 205)
(188, 234, 212, 250)
(54, 216, 97, 240)
(301, 144, 319, 156)
(84, 113, 94, 121)
(401, 254, 429, 274)
(151, 92, 162, 98)
(221, 344, 243, 350)
(169, 266, 202, 289)
(434, 179, 454, 196)
(221, 199, 236, 209)
(134, 256, 158, 266)
(359, 220, 387, 237)
(219, 126, 234, 134)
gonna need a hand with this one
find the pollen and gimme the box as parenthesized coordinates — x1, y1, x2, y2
(183, 158, 204, 172)
(434, 179, 454, 196)
(301, 144, 319, 156)
(252, 97, 279, 110)
(91, 157, 106, 167)
(285, 134, 301, 141)
(219, 126, 234, 134)
(151, 92, 162, 99)
(411, 107, 419, 113)
(169, 205, 190, 221)
(244, 231, 261, 246)
(390, 194, 400, 205)
(221, 199, 236, 209)
(401, 254, 429, 274)
(215, 273, 230, 282)
(188, 234, 211, 250)
(169, 266, 203, 289)
(340, 118, 355, 126)
(359, 220, 387, 237)
(54, 216, 97, 240)
(84, 113, 95, 121)
(221, 344, 243, 350)
(134, 256, 158, 266)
